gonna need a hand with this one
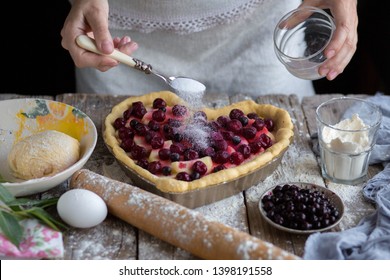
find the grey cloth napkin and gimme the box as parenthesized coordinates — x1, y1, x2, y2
(304, 93, 390, 260)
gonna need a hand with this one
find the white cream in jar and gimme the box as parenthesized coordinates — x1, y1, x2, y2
(321, 113, 371, 182)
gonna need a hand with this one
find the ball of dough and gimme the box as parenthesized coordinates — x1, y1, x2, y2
(8, 130, 80, 180)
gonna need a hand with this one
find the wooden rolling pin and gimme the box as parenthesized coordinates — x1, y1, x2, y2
(70, 169, 300, 260)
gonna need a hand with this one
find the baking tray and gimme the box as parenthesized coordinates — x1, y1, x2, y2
(101, 93, 293, 208)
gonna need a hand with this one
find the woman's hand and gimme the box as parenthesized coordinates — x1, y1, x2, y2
(61, 0, 138, 72)
(301, 0, 358, 80)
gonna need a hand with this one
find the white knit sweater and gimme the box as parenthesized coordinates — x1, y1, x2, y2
(75, 0, 315, 99)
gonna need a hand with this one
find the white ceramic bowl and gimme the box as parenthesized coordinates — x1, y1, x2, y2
(0, 98, 97, 196)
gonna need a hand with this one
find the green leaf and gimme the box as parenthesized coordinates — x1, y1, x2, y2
(0, 183, 66, 248)
(0, 184, 15, 204)
(0, 210, 23, 247)
(8, 197, 59, 209)
(34, 197, 59, 208)
(26, 207, 67, 231)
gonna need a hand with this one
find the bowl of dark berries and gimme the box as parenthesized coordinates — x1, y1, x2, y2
(259, 183, 344, 234)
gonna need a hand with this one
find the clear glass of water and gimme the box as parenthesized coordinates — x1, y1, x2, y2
(316, 97, 382, 185)
(274, 6, 335, 80)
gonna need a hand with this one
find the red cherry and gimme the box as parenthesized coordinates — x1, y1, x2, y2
(229, 109, 244, 120)
(118, 127, 134, 140)
(247, 112, 259, 119)
(153, 98, 167, 109)
(137, 159, 149, 169)
(176, 172, 191, 181)
(242, 126, 257, 139)
(252, 118, 265, 131)
(201, 147, 216, 157)
(172, 104, 187, 117)
(259, 133, 272, 148)
(230, 152, 244, 165)
(265, 118, 274, 131)
(221, 131, 234, 141)
(237, 144, 251, 159)
(113, 117, 126, 129)
(192, 161, 207, 175)
(226, 119, 242, 134)
(212, 150, 230, 164)
(213, 139, 228, 151)
(123, 108, 133, 120)
(210, 131, 223, 141)
(148, 120, 160, 131)
(184, 149, 199, 160)
(134, 123, 149, 136)
(217, 116, 230, 127)
(158, 148, 171, 160)
(152, 109, 166, 122)
(170, 143, 185, 155)
(168, 118, 182, 128)
(131, 101, 147, 119)
(130, 145, 148, 160)
(148, 161, 162, 174)
(193, 111, 207, 122)
(150, 135, 164, 149)
(249, 139, 262, 153)
(145, 130, 158, 143)
(120, 138, 134, 152)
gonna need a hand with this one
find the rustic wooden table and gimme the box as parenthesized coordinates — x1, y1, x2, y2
(0, 92, 382, 260)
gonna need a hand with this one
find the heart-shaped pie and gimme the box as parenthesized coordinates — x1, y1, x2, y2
(103, 91, 293, 195)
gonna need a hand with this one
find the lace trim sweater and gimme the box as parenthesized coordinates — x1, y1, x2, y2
(108, 0, 266, 34)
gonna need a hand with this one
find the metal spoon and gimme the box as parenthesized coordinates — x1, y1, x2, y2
(76, 35, 206, 95)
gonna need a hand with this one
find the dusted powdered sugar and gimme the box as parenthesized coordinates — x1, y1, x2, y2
(181, 122, 211, 150)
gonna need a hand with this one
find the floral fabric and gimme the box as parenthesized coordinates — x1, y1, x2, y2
(0, 219, 64, 259)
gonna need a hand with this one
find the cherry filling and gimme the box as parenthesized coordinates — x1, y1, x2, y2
(113, 98, 275, 181)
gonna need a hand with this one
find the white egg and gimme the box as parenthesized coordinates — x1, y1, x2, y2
(57, 189, 108, 228)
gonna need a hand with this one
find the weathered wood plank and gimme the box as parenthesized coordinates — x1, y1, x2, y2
(0, 93, 54, 101)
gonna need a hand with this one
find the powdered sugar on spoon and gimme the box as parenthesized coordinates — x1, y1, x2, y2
(76, 35, 206, 106)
